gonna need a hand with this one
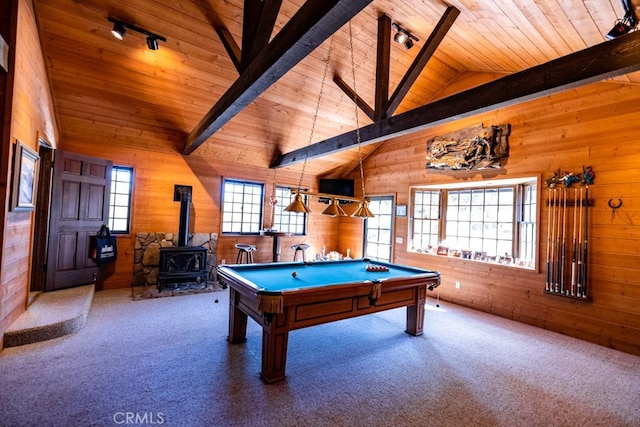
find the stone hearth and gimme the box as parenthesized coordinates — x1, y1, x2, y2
(132, 232, 218, 287)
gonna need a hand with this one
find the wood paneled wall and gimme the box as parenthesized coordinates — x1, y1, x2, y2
(58, 138, 341, 288)
(341, 81, 640, 356)
(0, 0, 58, 343)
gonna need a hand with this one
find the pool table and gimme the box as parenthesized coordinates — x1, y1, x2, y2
(217, 258, 440, 383)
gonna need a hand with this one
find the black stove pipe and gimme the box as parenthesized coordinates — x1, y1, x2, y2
(178, 190, 191, 247)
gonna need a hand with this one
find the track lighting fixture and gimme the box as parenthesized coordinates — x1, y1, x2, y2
(606, 0, 638, 39)
(108, 17, 167, 50)
(391, 22, 419, 50)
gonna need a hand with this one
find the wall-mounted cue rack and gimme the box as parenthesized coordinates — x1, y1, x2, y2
(545, 185, 593, 301)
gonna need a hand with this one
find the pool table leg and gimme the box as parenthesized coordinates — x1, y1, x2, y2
(260, 314, 289, 383)
(228, 288, 248, 343)
(405, 285, 426, 336)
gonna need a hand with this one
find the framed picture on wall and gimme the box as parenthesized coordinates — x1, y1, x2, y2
(11, 141, 40, 212)
(395, 204, 407, 217)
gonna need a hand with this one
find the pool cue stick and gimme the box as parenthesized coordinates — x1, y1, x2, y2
(555, 187, 563, 293)
(545, 188, 552, 292)
(577, 187, 584, 298)
(570, 187, 578, 296)
(549, 189, 557, 292)
(582, 186, 589, 298)
(560, 188, 567, 294)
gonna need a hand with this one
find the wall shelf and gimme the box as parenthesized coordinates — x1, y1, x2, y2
(544, 289, 590, 302)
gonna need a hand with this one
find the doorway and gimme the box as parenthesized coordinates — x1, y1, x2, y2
(29, 139, 53, 300)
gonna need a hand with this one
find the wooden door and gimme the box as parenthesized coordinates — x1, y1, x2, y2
(45, 150, 112, 291)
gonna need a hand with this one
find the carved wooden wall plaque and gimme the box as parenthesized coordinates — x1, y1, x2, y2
(425, 124, 510, 170)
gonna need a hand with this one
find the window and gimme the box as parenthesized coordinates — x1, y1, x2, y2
(445, 188, 514, 257)
(364, 196, 394, 262)
(412, 190, 441, 252)
(221, 179, 264, 234)
(410, 177, 537, 268)
(518, 183, 537, 263)
(108, 166, 133, 234)
(271, 186, 307, 234)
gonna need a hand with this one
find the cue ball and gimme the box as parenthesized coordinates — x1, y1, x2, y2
(292, 271, 297, 277)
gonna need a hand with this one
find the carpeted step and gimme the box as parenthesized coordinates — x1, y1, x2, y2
(3, 284, 94, 348)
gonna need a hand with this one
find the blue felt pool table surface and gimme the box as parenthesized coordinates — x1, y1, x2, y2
(219, 258, 437, 292)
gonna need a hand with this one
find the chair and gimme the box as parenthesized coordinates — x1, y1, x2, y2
(291, 244, 310, 262)
(235, 243, 257, 264)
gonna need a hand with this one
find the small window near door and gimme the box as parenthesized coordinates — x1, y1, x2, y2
(221, 179, 264, 234)
(108, 166, 133, 234)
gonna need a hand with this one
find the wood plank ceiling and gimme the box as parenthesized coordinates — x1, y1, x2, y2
(33, 0, 640, 178)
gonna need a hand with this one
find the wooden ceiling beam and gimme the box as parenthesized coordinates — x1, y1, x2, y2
(334, 8, 458, 122)
(385, 5, 460, 118)
(333, 75, 375, 121)
(241, 0, 283, 70)
(216, 26, 242, 72)
(334, 14, 391, 122)
(375, 14, 391, 121)
(271, 30, 640, 168)
(183, 0, 373, 155)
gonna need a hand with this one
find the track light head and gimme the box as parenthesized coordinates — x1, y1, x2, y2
(146, 36, 159, 50)
(393, 31, 407, 44)
(111, 22, 126, 40)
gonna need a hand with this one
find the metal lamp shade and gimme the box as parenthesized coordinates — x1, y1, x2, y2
(284, 193, 311, 214)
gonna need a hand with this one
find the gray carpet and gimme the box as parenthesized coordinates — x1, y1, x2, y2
(1, 288, 638, 427)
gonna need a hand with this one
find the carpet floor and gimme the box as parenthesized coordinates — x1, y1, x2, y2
(1, 288, 638, 427)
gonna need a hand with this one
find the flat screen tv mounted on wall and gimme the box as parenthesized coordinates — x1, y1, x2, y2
(318, 179, 354, 204)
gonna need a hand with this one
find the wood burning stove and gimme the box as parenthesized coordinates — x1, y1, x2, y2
(158, 246, 208, 290)
(157, 185, 208, 291)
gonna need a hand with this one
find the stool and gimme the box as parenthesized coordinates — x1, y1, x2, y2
(235, 243, 257, 264)
(291, 244, 310, 262)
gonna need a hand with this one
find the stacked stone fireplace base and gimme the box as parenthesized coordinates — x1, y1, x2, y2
(131, 232, 220, 299)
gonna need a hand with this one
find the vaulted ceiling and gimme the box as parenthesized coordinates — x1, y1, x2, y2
(33, 0, 640, 178)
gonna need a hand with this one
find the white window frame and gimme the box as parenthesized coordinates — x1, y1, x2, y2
(409, 176, 538, 270)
